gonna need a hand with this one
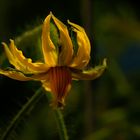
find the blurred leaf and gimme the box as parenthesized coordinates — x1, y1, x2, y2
(100, 108, 126, 124)
(84, 128, 111, 140)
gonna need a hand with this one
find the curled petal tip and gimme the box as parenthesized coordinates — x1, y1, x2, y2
(10, 39, 13, 42)
(1, 39, 14, 47)
(67, 19, 70, 23)
(50, 11, 53, 16)
(1, 42, 6, 46)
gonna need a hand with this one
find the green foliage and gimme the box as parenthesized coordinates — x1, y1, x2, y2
(50, 20, 60, 48)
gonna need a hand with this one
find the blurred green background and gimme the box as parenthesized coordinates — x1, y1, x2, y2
(0, 0, 140, 140)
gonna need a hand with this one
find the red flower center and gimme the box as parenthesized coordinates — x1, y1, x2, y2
(48, 66, 72, 107)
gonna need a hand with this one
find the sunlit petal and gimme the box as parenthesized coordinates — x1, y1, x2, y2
(71, 59, 107, 80)
(9, 40, 48, 73)
(51, 13, 73, 65)
(68, 20, 91, 69)
(0, 68, 50, 81)
(2, 40, 49, 74)
(2, 42, 18, 69)
(42, 13, 58, 67)
(0, 69, 31, 81)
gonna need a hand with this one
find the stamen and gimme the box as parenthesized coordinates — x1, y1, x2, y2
(48, 66, 72, 108)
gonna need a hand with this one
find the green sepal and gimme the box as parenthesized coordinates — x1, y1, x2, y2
(70, 29, 79, 56)
(50, 20, 60, 53)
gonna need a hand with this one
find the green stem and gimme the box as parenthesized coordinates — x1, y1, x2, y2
(1, 86, 69, 140)
(1, 87, 44, 140)
(15, 25, 42, 44)
(46, 94, 69, 140)
(54, 108, 69, 140)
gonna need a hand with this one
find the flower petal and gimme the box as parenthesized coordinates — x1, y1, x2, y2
(68, 20, 91, 69)
(0, 68, 50, 81)
(51, 13, 73, 65)
(42, 13, 58, 67)
(2, 42, 17, 68)
(46, 66, 72, 107)
(71, 59, 107, 80)
(0, 69, 31, 81)
(41, 80, 51, 92)
(2, 40, 48, 74)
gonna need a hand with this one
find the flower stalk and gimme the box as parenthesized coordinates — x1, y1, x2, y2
(1, 87, 44, 140)
(54, 108, 69, 140)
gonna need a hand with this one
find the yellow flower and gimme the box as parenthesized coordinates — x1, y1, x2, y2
(0, 12, 107, 107)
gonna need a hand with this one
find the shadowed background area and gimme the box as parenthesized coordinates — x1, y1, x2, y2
(0, 0, 140, 140)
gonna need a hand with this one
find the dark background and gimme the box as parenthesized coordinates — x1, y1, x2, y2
(0, 0, 140, 140)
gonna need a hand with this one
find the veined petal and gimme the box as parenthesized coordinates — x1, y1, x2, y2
(71, 59, 107, 80)
(0, 69, 31, 81)
(51, 13, 73, 65)
(68, 20, 91, 69)
(42, 14, 58, 67)
(47, 66, 72, 107)
(2, 40, 48, 74)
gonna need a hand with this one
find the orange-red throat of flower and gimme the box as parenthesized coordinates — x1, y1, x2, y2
(48, 66, 72, 108)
